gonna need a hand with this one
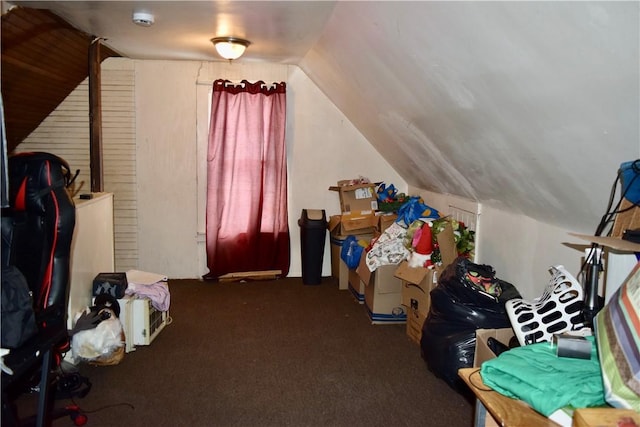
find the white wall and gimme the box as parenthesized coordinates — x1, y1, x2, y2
(135, 60, 202, 278)
(286, 66, 405, 278)
(475, 203, 584, 300)
(133, 59, 405, 279)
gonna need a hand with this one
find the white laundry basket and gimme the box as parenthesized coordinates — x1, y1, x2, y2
(506, 265, 584, 346)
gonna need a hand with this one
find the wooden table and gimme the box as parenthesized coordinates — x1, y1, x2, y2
(458, 367, 561, 427)
(459, 367, 640, 427)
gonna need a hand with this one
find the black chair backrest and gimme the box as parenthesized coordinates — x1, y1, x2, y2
(1, 152, 76, 325)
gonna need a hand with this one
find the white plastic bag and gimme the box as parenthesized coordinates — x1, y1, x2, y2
(71, 307, 124, 363)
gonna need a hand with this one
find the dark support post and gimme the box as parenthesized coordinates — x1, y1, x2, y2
(88, 37, 103, 192)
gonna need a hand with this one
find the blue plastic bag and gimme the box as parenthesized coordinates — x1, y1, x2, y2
(396, 196, 440, 226)
(377, 183, 397, 203)
(620, 160, 640, 204)
(340, 235, 364, 269)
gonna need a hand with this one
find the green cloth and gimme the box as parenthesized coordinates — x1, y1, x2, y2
(480, 336, 605, 416)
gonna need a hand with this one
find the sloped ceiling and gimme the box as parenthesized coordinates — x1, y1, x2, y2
(1, 1, 638, 234)
(1, 6, 118, 151)
(300, 2, 639, 233)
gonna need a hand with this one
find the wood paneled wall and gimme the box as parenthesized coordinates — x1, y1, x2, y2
(16, 65, 138, 272)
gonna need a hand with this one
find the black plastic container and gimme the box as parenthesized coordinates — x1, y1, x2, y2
(298, 209, 327, 285)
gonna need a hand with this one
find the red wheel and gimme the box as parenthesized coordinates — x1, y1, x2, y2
(72, 413, 88, 426)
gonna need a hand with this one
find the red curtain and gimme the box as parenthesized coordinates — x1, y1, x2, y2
(204, 79, 290, 279)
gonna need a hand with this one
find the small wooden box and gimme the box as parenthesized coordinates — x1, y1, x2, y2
(572, 408, 640, 427)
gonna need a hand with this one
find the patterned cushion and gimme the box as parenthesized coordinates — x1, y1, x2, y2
(594, 262, 640, 411)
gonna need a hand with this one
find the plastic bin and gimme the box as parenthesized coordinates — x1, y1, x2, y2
(298, 209, 327, 285)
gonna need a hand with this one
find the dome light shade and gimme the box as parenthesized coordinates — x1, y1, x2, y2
(211, 37, 251, 60)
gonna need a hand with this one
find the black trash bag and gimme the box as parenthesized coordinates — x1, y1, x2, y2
(426, 259, 521, 336)
(420, 257, 521, 391)
(420, 329, 476, 393)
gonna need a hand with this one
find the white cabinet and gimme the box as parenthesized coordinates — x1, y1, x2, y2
(67, 192, 115, 328)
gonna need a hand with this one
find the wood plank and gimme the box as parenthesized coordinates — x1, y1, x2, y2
(218, 270, 283, 282)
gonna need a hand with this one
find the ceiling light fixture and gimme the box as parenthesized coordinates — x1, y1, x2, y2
(210, 37, 251, 60)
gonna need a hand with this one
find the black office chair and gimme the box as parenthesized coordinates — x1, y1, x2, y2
(1, 152, 86, 426)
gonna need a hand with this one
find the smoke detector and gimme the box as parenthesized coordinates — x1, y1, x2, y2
(133, 11, 154, 27)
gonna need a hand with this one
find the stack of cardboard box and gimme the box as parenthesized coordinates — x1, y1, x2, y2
(393, 223, 458, 343)
(328, 213, 399, 301)
(328, 215, 372, 294)
(328, 180, 466, 329)
(327, 180, 380, 300)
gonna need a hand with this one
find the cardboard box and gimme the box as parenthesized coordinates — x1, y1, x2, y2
(335, 258, 350, 291)
(395, 262, 442, 314)
(348, 267, 365, 304)
(357, 255, 406, 324)
(328, 216, 374, 290)
(329, 181, 379, 214)
(406, 306, 427, 345)
(573, 408, 640, 427)
(328, 213, 377, 236)
(327, 215, 375, 240)
(612, 197, 640, 238)
(340, 212, 378, 233)
(393, 221, 458, 315)
(328, 181, 379, 233)
(473, 328, 515, 368)
(434, 221, 459, 270)
(377, 213, 398, 233)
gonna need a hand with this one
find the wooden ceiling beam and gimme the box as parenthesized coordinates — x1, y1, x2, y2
(89, 38, 103, 192)
(1, 6, 120, 152)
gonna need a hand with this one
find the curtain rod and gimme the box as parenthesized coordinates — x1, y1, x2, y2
(195, 80, 249, 86)
(196, 80, 276, 88)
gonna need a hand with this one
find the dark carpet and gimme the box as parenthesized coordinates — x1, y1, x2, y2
(20, 277, 474, 426)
